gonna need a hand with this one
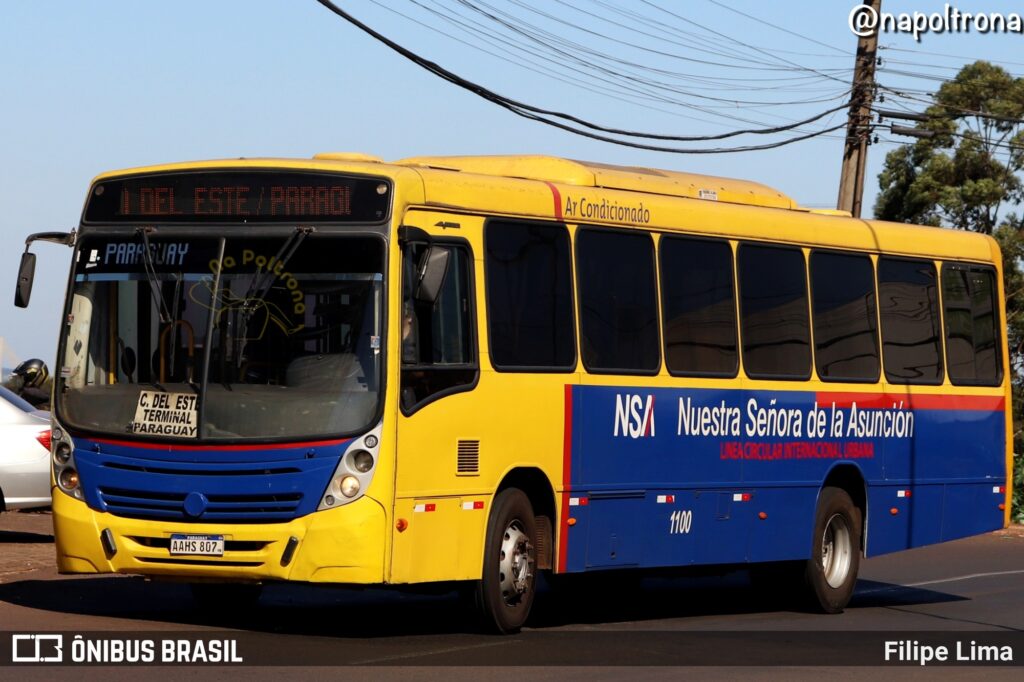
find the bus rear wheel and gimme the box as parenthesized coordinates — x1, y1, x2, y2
(803, 486, 861, 613)
(474, 488, 537, 634)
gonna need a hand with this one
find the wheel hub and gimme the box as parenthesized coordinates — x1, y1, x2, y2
(498, 521, 533, 605)
(821, 513, 852, 589)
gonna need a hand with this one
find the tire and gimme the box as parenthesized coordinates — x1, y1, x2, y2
(803, 486, 861, 613)
(474, 488, 537, 634)
(190, 583, 263, 611)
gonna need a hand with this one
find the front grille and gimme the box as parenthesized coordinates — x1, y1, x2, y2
(98, 486, 303, 522)
(75, 437, 345, 523)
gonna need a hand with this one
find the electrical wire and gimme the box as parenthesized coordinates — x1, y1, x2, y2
(702, 0, 849, 57)
(315, 0, 851, 153)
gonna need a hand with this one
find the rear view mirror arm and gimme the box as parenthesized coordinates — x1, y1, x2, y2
(25, 230, 77, 248)
(14, 230, 76, 308)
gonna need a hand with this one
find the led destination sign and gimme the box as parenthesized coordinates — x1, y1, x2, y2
(84, 171, 391, 223)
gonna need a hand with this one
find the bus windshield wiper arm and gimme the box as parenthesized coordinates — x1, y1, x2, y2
(242, 226, 315, 306)
(137, 227, 174, 324)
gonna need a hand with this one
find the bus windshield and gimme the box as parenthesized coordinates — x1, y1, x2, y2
(57, 233, 384, 441)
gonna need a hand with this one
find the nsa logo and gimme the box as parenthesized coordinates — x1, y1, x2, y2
(613, 393, 655, 439)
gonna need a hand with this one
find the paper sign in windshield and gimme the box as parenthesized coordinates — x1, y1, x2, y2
(131, 391, 198, 438)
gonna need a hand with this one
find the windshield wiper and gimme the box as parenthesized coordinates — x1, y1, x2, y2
(137, 227, 195, 389)
(137, 227, 174, 325)
(242, 226, 315, 305)
(233, 227, 314, 370)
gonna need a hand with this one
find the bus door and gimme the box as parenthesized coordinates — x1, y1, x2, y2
(390, 214, 480, 583)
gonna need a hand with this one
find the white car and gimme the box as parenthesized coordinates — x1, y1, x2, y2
(0, 385, 51, 510)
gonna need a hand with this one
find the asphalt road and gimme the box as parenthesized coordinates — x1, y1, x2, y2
(1, 510, 1022, 681)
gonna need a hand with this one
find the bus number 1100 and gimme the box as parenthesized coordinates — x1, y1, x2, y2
(669, 509, 693, 535)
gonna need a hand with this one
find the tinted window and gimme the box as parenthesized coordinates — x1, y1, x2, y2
(810, 252, 879, 381)
(660, 237, 737, 376)
(576, 229, 659, 373)
(943, 264, 1001, 385)
(878, 258, 943, 384)
(738, 244, 810, 379)
(485, 221, 575, 369)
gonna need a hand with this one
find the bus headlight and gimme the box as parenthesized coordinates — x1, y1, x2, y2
(54, 442, 72, 465)
(50, 419, 83, 500)
(318, 423, 381, 511)
(339, 476, 360, 498)
(351, 450, 374, 473)
(58, 467, 80, 492)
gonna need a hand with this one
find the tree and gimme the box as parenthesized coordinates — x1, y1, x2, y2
(875, 60, 1024, 523)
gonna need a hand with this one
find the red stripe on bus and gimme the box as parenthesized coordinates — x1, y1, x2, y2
(545, 182, 563, 221)
(87, 437, 349, 452)
(558, 384, 573, 574)
(815, 392, 1005, 412)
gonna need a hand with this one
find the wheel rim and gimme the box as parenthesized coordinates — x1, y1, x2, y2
(498, 520, 533, 606)
(821, 513, 852, 589)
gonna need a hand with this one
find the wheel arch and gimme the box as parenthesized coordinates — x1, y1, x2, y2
(821, 463, 868, 552)
(496, 467, 556, 570)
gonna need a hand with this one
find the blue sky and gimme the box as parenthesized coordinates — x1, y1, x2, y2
(2, 0, 1022, 363)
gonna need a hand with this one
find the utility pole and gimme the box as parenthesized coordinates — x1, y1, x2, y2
(837, 0, 881, 217)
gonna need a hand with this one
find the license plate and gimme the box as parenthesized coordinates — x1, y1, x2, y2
(169, 534, 224, 556)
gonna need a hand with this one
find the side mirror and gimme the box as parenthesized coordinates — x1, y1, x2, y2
(14, 252, 37, 308)
(13, 230, 76, 309)
(415, 246, 450, 305)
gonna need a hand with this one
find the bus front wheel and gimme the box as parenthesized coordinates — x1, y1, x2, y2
(804, 486, 861, 613)
(475, 488, 537, 634)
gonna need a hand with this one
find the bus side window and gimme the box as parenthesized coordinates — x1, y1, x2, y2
(878, 257, 944, 384)
(484, 220, 576, 371)
(738, 244, 811, 380)
(810, 251, 880, 382)
(400, 242, 477, 412)
(575, 227, 660, 374)
(942, 263, 1002, 386)
(660, 236, 738, 377)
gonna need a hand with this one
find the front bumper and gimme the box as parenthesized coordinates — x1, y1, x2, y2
(53, 491, 387, 584)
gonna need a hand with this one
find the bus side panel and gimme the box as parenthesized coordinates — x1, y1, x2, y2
(941, 483, 1007, 543)
(744, 487, 818, 563)
(881, 400, 1005, 481)
(584, 495, 644, 569)
(865, 483, 943, 556)
(565, 384, 1006, 570)
(568, 385, 830, 570)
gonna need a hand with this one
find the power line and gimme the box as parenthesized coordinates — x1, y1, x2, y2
(879, 45, 1024, 70)
(877, 84, 1024, 126)
(702, 0, 849, 57)
(315, 0, 850, 153)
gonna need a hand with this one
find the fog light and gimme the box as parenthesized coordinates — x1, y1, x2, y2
(59, 467, 79, 491)
(352, 450, 374, 473)
(55, 443, 72, 465)
(339, 475, 360, 498)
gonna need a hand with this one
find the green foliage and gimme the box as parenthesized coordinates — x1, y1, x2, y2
(1016, 451, 1024, 524)
(875, 61, 1024, 523)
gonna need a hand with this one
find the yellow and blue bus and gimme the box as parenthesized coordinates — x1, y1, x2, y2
(16, 153, 1012, 633)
